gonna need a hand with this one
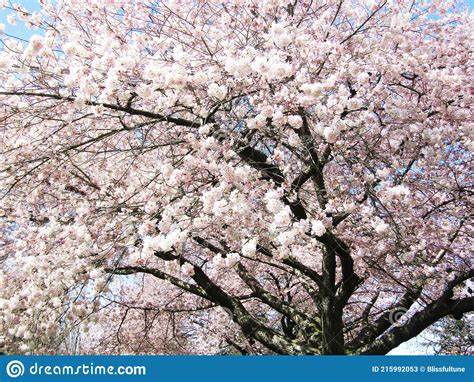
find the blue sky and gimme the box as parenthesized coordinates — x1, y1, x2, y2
(0, 0, 42, 41)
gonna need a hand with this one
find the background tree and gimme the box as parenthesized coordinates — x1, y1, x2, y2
(0, 0, 472, 355)
(421, 315, 473, 355)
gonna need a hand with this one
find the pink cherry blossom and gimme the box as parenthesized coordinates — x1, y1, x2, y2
(0, 0, 472, 356)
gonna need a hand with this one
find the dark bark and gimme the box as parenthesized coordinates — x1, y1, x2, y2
(359, 297, 474, 355)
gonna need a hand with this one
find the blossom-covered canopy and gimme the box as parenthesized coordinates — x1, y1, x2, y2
(0, 0, 472, 355)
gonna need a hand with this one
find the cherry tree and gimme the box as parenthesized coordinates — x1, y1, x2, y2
(0, 0, 472, 355)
